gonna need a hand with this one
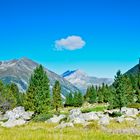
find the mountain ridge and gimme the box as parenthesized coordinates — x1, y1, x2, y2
(62, 69, 113, 92)
(0, 57, 79, 97)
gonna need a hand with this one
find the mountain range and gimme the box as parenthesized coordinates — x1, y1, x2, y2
(62, 70, 113, 92)
(3, 57, 137, 96)
(0, 57, 79, 98)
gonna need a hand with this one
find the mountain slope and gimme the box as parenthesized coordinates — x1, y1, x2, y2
(62, 70, 113, 93)
(0, 58, 79, 97)
(125, 64, 140, 75)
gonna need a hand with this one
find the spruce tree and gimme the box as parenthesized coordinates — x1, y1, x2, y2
(52, 80, 62, 111)
(9, 83, 23, 106)
(88, 86, 97, 104)
(24, 65, 50, 114)
(0, 84, 17, 112)
(65, 92, 73, 106)
(73, 92, 83, 107)
(97, 86, 104, 103)
(110, 70, 131, 109)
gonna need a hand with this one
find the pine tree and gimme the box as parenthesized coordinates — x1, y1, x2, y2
(77, 92, 83, 106)
(97, 86, 104, 103)
(9, 83, 23, 106)
(88, 86, 97, 104)
(24, 65, 50, 114)
(0, 84, 17, 112)
(52, 80, 62, 111)
(65, 92, 73, 106)
(73, 92, 83, 107)
(110, 70, 131, 109)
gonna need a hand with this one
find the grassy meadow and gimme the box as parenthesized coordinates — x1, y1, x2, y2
(0, 121, 140, 140)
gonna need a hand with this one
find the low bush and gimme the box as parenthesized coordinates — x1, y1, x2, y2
(81, 106, 107, 113)
(32, 113, 53, 122)
(109, 111, 122, 117)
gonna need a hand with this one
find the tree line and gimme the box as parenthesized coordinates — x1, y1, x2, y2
(0, 64, 140, 115)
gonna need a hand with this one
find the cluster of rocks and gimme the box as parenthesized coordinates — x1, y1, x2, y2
(47, 107, 140, 129)
(0, 107, 34, 128)
(0, 106, 139, 130)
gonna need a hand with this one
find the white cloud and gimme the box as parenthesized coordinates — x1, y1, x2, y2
(55, 35, 86, 51)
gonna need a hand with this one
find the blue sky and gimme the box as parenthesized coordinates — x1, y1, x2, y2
(0, 0, 140, 78)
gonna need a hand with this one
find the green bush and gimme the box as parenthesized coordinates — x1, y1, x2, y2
(32, 113, 53, 122)
(127, 103, 140, 109)
(81, 106, 107, 113)
(109, 111, 122, 117)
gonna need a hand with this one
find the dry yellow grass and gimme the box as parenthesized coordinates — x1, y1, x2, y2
(0, 122, 140, 140)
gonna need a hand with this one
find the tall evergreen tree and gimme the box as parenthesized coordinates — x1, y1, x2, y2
(52, 80, 62, 111)
(73, 92, 83, 107)
(65, 92, 73, 106)
(0, 84, 17, 112)
(9, 83, 23, 106)
(97, 86, 104, 103)
(85, 86, 97, 104)
(110, 70, 132, 109)
(24, 65, 50, 114)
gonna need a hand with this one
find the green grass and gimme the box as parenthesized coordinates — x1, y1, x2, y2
(0, 122, 139, 140)
(127, 103, 140, 109)
(81, 106, 107, 113)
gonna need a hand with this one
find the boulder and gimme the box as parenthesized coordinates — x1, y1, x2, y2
(121, 107, 139, 117)
(98, 116, 110, 126)
(4, 106, 34, 121)
(81, 112, 99, 121)
(1, 119, 26, 128)
(21, 111, 34, 120)
(95, 112, 105, 118)
(46, 114, 66, 123)
(69, 108, 82, 120)
(0, 106, 34, 128)
(55, 122, 74, 129)
(115, 117, 125, 123)
(72, 117, 86, 124)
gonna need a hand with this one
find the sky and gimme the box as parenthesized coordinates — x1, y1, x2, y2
(0, 0, 140, 78)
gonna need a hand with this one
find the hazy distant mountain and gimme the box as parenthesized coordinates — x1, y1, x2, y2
(62, 70, 113, 93)
(0, 58, 79, 98)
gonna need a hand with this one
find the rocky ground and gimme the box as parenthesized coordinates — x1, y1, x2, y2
(0, 106, 140, 135)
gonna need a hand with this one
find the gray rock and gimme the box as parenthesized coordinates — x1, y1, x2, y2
(121, 107, 139, 117)
(98, 116, 110, 126)
(95, 112, 105, 118)
(55, 122, 74, 129)
(46, 114, 66, 123)
(81, 112, 99, 121)
(21, 111, 34, 120)
(4, 106, 34, 121)
(115, 117, 125, 123)
(0, 106, 34, 128)
(69, 108, 82, 120)
(1, 119, 26, 128)
(72, 117, 86, 124)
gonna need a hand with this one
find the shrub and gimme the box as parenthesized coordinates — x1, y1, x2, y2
(81, 106, 107, 113)
(32, 113, 53, 122)
(109, 111, 122, 117)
